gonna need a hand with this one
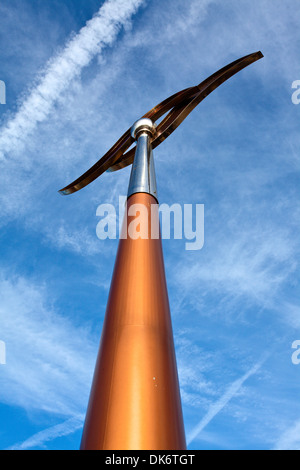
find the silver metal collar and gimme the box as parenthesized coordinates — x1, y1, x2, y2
(127, 119, 158, 201)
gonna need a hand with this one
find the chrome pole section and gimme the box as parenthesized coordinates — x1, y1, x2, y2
(127, 118, 158, 201)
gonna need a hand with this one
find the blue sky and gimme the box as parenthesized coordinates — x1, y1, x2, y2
(0, 0, 299, 450)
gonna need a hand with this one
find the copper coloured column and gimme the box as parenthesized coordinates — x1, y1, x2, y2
(58, 52, 264, 451)
(80, 121, 186, 450)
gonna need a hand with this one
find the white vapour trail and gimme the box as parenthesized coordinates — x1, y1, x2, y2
(7, 415, 85, 450)
(0, 0, 145, 160)
(187, 354, 268, 446)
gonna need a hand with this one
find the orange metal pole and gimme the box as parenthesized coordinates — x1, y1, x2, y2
(59, 54, 264, 451)
(80, 192, 186, 450)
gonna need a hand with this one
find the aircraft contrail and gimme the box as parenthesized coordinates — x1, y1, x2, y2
(187, 354, 268, 446)
(0, 0, 145, 160)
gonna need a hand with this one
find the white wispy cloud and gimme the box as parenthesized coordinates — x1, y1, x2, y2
(186, 354, 268, 447)
(272, 419, 300, 450)
(175, 332, 217, 408)
(8, 415, 84, 450)
(0, 272, 97, 415)
(0, 0, 145, 160)
(45, 225, 102, 256)
(173, 218, 298, 318)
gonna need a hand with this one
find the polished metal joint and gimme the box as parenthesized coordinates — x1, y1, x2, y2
(127, 119, 158, 201)
(131, 118, 157, 140)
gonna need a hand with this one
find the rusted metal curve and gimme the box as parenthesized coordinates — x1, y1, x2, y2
(59, 51, 263, 195)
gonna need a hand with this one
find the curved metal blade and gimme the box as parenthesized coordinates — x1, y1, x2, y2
(59, 51, 263, 194)
(108, 51, 263, 172)
(59, 86, 197, 195)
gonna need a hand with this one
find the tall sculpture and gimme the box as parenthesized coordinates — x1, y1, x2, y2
(60, 52, 263, 450)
